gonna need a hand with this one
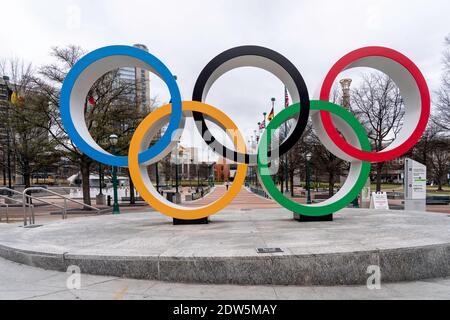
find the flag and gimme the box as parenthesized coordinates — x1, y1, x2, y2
(285, 87, 290, 108)
(10, 91, 18, 105)
(267, 107, 275, 122)
(17, 96, 25, 107)
(88, 97, 96, 106)
(259, 120, 266, 130)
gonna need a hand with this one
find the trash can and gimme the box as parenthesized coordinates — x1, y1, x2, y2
(166, 192, 174, 203)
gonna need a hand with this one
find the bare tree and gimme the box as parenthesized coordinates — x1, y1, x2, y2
(429, 137, 450, 191)
(351, 72, 405, 191)
(33, 45, 141, 206)
(310, 87, 346, 197)
(435, 35, 450, 132)
(410, 121, 441, 168)
(0, 58, 60, 188)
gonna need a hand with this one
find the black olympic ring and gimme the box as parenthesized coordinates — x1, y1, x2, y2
(192, 45, 310, 165)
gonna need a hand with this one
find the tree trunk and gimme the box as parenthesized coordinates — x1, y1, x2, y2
(23, 172, 31, 189)
(328, 172, 335, 198)
(437, 177, 443, 191)
(376, 162, 383, 192)
(80, 159, 92, 207)
(22, 159, 31, 189)
(290, 171, 295, 197)
(128, 169, 136, 205)
(2, 161, 6, 185)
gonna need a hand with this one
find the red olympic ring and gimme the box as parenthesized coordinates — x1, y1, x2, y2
(319, 46, 430, 163)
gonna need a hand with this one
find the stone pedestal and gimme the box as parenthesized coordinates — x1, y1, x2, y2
(294, 213, 333, 222)
(173, 217, 209, 225)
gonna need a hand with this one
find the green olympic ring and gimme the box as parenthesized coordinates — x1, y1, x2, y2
(257, 100, 371, 217)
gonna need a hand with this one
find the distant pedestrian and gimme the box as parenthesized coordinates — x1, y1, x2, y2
(225, 182, 229, 191)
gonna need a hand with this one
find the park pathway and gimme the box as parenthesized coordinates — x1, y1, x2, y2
(184, 186, 281, 209)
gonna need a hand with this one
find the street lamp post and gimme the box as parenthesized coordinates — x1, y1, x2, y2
(190, 159, 193, 191)
(109, 134, 120, 215)
(6, 101, 12, 191)
(340, 78, 359, 208)
(175, 141, 180, 194)
(306, 152, 312, 205)
(155, 163, 160, 194)
(99, 163, 103, 196)
(95, 162, 106, 206)
(209, 164, 212, 187)
(197, 162, 200, 190)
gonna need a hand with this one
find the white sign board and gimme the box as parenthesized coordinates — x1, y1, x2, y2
(370, 192, 389, 210)
(405, 159, 427, 200)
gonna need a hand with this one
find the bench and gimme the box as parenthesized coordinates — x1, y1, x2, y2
(426, 196, 450, 205)
(387, 192, 403, 199)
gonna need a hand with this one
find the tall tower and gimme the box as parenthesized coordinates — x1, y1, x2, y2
(339, 78, 352, 111)
(117, 44, 152, 114)
(133, 44, 151, 113)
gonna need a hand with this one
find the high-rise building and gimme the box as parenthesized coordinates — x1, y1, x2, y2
(0, 77, 10, 185)
(134, 44, 151, 113)
(0, 76, 10, 101)
(118, 44, 151, 113)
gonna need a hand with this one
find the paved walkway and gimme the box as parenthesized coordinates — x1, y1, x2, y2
(2, 186, 449, 225)
(185, 186, 279, 209)
(0, 257, 449, 300)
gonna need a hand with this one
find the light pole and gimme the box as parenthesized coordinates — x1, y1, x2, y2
(253, 130, 258, 187)
(99, 163, 103, 196)
(96, 162, 106, 206)
(109, 134, 120, 214)
(155, 163, 160, 194)
(5, 87, 12, 191)
(197, 162, 200, 190)
(175, 141, 180, 194)
(306, 152, 312, 205)
(190, 159, 193, 191)
(212, 162, 216, 187)
(340, 78, 359, 207)
(280, 97, 289, 194)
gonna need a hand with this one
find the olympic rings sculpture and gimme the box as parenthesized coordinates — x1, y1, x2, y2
(61, 45, 430, 219)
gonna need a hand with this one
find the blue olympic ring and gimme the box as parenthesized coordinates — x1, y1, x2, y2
(60, 45, 182, 167)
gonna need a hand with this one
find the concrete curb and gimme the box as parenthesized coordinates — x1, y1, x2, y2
(1, 242, 449, 286)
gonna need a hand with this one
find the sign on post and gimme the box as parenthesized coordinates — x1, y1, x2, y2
(404, 158, 427, 211)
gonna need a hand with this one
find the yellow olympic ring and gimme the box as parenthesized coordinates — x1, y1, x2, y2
(128, 101, 248, 220)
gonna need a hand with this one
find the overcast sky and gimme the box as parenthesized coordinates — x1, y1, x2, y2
(1, 0, 449, 161)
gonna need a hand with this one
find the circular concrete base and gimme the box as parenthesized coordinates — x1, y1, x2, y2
(0, 209, 449, 286)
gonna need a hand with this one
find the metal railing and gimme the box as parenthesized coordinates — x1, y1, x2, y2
(0, 187, 102, 226)
(0, 187, 36, 225)
(0, 195, 15, 224)
(0, 202, 7, 223)
(23, 187, 101, 226)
